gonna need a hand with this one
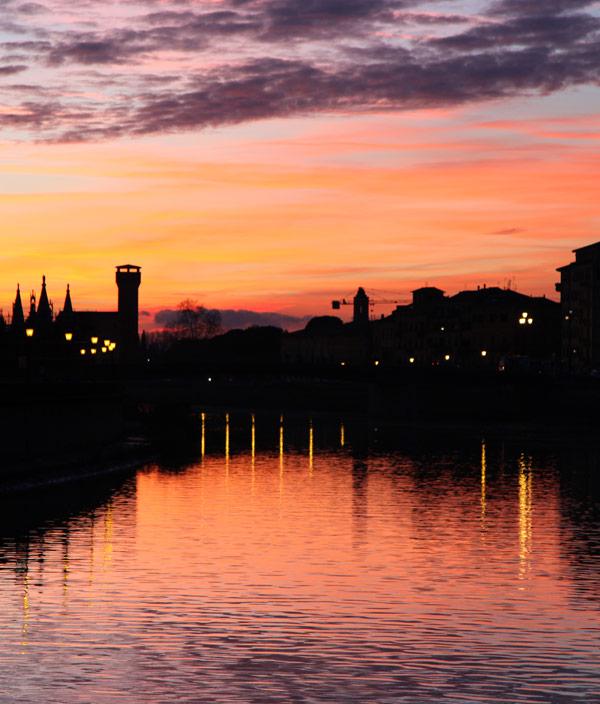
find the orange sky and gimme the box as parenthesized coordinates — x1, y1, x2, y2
(1, 99, 599, 324)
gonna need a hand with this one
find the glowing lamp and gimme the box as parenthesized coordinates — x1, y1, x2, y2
(25, 328, 34, 337)
(104, 339, 110, 346)
(444, 354, 450, 361)
(91, 336, 99, 344)
(65, 332, 73, 341)
(91, 348, 97, 355)
(374, 360, 380, 366)
(101, 347, 107, 353)
(340, 361, 346, 366)
(481, 350, 487, 357)
(80, 349, 86, 355)
(409, 357, 415, 364)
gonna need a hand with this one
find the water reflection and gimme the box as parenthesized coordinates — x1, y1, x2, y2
(0, 413, 598, 703)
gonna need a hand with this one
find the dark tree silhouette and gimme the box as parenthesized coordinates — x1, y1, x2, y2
(166, 299, 222, 339)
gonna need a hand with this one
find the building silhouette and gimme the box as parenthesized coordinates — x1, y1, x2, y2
(4, 265, 141, 370)
(284, 285, 560, 371)
(556, 242, 600, 374)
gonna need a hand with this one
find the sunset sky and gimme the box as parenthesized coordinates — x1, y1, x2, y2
(0, 0, 598, 324)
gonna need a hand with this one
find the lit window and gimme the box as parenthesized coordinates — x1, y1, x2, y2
(65, 332, 73, 341)
(91, 336, 99, 344)
(80, 349, 86, 355)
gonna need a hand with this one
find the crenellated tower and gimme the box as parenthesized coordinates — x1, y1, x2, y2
(116, 264, 141, 361)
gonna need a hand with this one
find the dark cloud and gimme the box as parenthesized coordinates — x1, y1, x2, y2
(16, 2, 47, 14)
(432, 12, 600, 50)
(154, 307, 309, 331)
(0, 64, 27, 75)
(0, 0, 598, 141)
(490, 0, 598, 16)
(491, 227, 526, 236)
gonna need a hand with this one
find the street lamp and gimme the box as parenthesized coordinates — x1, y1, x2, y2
(91, 336, 99, 344)
(65, 332, 73, 341)
(25, 328, 34, 338)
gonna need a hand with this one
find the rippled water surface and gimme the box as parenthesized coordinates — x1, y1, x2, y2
(1, 413, 599, 703)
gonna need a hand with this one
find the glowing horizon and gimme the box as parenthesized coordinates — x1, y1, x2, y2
(0, 0, 598, 326)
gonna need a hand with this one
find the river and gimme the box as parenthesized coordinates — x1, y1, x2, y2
(0, 412, 598, 702)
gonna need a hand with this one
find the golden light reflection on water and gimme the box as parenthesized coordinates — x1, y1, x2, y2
(340, 423, 345, 448)
(481, 440, 487, 529)
(20, 570, 29, 650)
(201, 412, 206, 461)
(225, 413, 230, 468)
(518, 453, 533, 582)
(103, 504, 113, 568)
(251, 414, 256, 492)
(308, 420, 314, 475)
(0, 415, 595, 703)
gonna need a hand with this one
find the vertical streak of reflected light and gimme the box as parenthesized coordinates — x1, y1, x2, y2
(103, 504, 113, 569)
(309, 420, 314, 476)
(279, 416, 285, 490)
(251, 414, 256, 494)
(62, 527, 70, 600)
(201, 412, 206, 462)
(481, 439, 487, 528)
(89, 514, 95, 590)
(340, 423, 345, 448)
(225, 413, 230, 473)
(20, 541, 30, 648)
(518, 453, 533, 581)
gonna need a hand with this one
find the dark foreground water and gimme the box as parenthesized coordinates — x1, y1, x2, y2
(1, 413, 599, 703)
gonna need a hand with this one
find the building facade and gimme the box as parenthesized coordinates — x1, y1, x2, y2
(556, 241, 600, 374)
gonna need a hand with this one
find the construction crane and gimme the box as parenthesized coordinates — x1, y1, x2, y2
(331, 287, 408, 318)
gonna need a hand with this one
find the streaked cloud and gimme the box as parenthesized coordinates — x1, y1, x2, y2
(0, 0, 597, 141)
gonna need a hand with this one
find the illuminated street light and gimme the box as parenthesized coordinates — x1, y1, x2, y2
(80, 348, 86, 355)
(65, 332, 73, 341)
(91, 336, 99, 344)
(409, 357, 415, 364)
(481, 350, 487, 357)
(444, 354, 451, 361)
(104, 339, 110, 346)
(91, 348, 97, 355)
(25, 328, 34, 338)
(374, 360, 380, 366)
(101, 347, 107, 353)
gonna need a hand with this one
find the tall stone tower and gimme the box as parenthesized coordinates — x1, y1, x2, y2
(353, 287, 370, 326)
(116, 264, 141, 361)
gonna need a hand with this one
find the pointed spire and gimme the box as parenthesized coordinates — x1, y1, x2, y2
(63, 283, 73, 316)
(12, 284, 24, 331)
(36, 274, 52, 328)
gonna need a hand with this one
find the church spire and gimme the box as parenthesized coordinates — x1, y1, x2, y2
(12, 284, 24, 331)
(63, 283, 73, 316)
(36, 275, 52, 328)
